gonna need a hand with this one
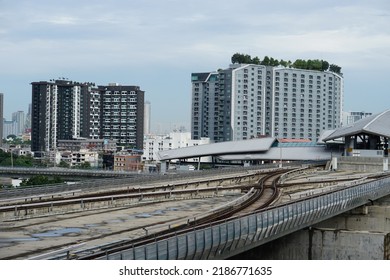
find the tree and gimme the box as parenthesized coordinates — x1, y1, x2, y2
(58, 160, 70, 168)
(19, 175, 64, 186)
(329, 64, 342, 74)
(230, 53, 340, 73)
(321, 60, 330, 71)
(252, 56, 261, 65)
(293, 59, 307, 69)
(261, 56, 270, 66)
(280, 59, 288, 67)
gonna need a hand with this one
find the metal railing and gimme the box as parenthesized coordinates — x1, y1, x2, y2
(0, 163, 286, 199)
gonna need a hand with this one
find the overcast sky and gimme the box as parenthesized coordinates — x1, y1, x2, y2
(1, 0, 389, 133)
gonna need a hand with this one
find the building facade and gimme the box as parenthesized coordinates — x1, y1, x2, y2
(342, 111, 372, 126)
(191, 64, 344, 142)
(143, 132, 211, 162)
(12, 111, 25, 136)
(144, 100, 151, 135)
(31, 80, 92, 152)
(99, 84, 144, 149)
(3, 119, 18, 138)
(31, 80, 144, 153)
(113, 151, 143, 172)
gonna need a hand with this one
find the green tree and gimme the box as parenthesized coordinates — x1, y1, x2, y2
(261, 56, 270, 66)
(293, 59, 307, 69)
(252, 56, 261, 65)
(321, 60, 330, 71)
(329, 64, 342, 74)
(19, 175, 64, 186)
(58, 160, 70, 168)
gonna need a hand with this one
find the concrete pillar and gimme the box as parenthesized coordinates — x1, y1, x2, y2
(160, 160, 167, 174)
(331, 157, 338, 171)
(345, 136, 354, 156)
(384, 158, 389, 172)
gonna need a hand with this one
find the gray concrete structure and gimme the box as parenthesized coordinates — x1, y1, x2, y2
(236, 195, 390, 260)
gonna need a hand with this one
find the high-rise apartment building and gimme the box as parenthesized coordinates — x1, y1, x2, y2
(144, 100, 151, 135)
(12, 111, 25, 136)
(98, 83, 144, 149)
(31, 80, 92, 152)
(191, 64, 344, 142)
(31, 80, 144, 153)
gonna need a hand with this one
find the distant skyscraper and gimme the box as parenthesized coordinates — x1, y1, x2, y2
(342, 111, 372, 126)
(0, 93, 3, 145)
(191, 64, 344, 142)
(12, 111, 25, 136)
(144, 101, 151, 135)
(31, 80, 145, 153)
(25, 103, 32, 130)
(3, 119, 18, 138)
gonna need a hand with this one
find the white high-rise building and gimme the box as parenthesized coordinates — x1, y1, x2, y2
(144, 101, 151, 135)
(192, 64, 344, 142)
(12, 111, 25, 136)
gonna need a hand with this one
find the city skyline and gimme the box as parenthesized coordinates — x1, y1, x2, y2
(1, 0, 390, 133)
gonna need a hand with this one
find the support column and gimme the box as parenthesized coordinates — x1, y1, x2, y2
(160, 160, 167, 174)
(331, 157, 338, 171)
(345, 136, 354, 156)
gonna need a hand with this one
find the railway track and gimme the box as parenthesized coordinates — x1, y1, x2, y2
(0, 170, 268, 221)
(70, 169, 290, 260)
(1, 163, 332, 260)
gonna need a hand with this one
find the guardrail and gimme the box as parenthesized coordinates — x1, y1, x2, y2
(96, 175, 390, 260)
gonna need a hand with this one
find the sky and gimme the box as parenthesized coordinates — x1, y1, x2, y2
(1, 0, 390, 133)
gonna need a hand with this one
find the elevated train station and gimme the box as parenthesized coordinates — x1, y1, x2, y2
(158, 109, 390, 173)
(323, 109, 390, 172)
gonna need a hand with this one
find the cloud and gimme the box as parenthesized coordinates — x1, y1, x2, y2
(1, 0, 390, 124)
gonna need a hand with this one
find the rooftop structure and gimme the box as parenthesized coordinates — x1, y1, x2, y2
(158, 137, 333, 163)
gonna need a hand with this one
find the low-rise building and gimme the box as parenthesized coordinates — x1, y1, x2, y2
(57, 138, 116, 152)
(143, 132, 212, 163)
(113, 150, 143, 172)
(60, 149, 100, 168)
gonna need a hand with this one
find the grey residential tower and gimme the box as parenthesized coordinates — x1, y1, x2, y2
(191, 64, 344, 142)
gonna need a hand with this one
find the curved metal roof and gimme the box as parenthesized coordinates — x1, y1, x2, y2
(323, 109, 390, 141)
(158, 137, 276, 161)
(218, 146, 334, 161)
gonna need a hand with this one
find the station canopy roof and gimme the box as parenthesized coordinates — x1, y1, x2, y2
(158, 137, 276, 161)
(323, 109, 390, 141)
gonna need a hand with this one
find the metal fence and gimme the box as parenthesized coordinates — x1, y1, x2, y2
(99, 175, 390, 260)
(0, 163, 286, 199)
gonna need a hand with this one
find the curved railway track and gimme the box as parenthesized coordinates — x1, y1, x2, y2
(72, 169, 289, 260)
(1, 164, 336, 260)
